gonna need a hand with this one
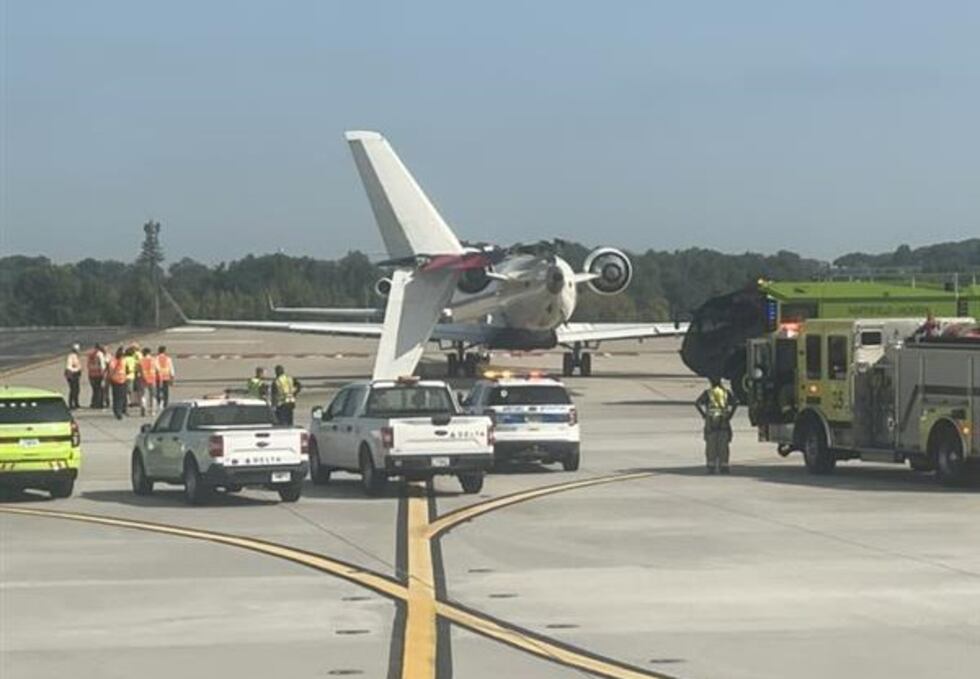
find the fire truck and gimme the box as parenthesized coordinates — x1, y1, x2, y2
(745, 317, 979, 485)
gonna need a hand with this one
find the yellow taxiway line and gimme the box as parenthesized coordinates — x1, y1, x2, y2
(2, 470, 670, 679)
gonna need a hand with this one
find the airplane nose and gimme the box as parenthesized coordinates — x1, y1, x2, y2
(546, 266, 565, 294)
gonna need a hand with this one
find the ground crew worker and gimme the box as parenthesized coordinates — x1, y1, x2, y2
(271, 365, 301, 425)
(64, 344, 82, 410)
(247, 367, 269, 403)
(87, 344, 107, 409)
(695, 377, 737, 474)
(123, 346, 138, 406)
(155, 346, 174, 408)
(107, 348, 129, 420)
(138, 347, 158, 417)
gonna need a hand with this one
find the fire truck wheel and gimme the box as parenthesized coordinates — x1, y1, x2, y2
(801, 420, 835, 475)
(934, 427, 967, 487)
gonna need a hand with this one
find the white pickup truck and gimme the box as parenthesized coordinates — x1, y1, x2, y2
(307, 378, 494, 495)
(130, 398, 309, 505)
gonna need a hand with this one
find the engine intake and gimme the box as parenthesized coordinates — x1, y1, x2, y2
(457, 267, 492, 295)
(583, 247, 632, 295)
(374, 277, 392, 298)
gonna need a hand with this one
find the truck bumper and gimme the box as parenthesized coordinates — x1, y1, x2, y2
(0, 467, 78, 489)
(495, 441, 578, 463)
(385, 453, 493, 477)
(203, 461, 308, 487)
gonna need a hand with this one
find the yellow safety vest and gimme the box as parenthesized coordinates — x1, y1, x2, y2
(708, 386, 728, 412)
(274, 374, 295, 406)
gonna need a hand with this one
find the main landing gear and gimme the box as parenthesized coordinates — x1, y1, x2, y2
(561, 343, 592, 377)
(447, 344, 483, 378)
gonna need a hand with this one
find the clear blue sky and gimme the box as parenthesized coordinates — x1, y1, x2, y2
(2, 1, 979, 264)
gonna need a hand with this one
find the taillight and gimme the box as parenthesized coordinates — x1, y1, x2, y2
(483, 409, 497, 425)
(488, 424, 495, 446)
(208, 435, 224, 458)
(568, 407, 577, 426)
(381, 426, 394, 449)
(70, 420, 81, 447)
(300, 432, 310, 456)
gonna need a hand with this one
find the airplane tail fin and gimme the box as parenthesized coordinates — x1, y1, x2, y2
(345, 131, 463, 260)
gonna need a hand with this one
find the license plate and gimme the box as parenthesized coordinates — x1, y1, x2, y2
(271, 471, 291, 483)
(19, 439, 39, 448)
(431, 456, 450, 468)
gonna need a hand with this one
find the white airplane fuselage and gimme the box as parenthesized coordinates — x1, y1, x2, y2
(444, 255, 577, 332)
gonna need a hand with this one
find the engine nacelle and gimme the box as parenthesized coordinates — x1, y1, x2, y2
(374, 277, 392, 298)
(456, 267, 492, 295)
(583, 247, 632, 295)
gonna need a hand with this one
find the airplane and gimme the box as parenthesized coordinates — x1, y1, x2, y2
(174, 131, 687, 380)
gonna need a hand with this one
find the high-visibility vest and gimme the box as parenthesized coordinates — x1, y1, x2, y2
(274, 374, 296, 406)
(708, 386, 729, 412)
(123, 354, 137, 379)
(139, 356, 157, 385)
(157, 354, 174, 382)
(247, 377, 265, 398)
(87, 350, 104, 378)
(108, 358, 128, 385)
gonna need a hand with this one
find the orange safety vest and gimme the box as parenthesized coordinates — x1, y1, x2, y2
(108, 358, 128, 385)
(87, 350, 104, 378)
(156, 354, 173, 382)
(139, 356, 157, 385)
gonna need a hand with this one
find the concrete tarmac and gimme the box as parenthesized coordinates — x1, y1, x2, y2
(1, 328, 979, 679)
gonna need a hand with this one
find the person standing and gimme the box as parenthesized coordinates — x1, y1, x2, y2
(86, 344, 108, 409)
(107, 348, 129, 420)
(695, 377, 737, 474)
(271, 365, 301, 425)
(246, 367, 269, 403)
(155, 346, 174, 408)
(138, 347, 158, 417)
(124, 346, 138, 407)
(64, 344, 83, 410)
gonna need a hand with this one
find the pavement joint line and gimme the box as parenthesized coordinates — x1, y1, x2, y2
(1, 470, 670, 679)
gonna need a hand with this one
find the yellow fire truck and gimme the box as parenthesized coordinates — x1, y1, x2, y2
(746, 317, 979, 485)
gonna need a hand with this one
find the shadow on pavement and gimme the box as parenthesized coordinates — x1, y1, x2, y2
(0, 488, 55, 504)
(631, 463, 980, 494)
(604, 399, 694, 407)
(81, 489, 279, 508)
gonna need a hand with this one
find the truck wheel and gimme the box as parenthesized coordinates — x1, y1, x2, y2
(48, 476, 74, 499)
(131, 450, 154, 495)
(278, 481, 303, 503)
(183, 457, 211, 505)
(458, 472, 484, 494)
(561, 445, 581, 472)
(309, 437, 331, 485)
(934, 428, 967, 487)
(801, 422, 835, 474)
(360, 449, 387, 496)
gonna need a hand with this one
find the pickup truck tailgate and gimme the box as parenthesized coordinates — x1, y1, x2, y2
(212, 429, 303, 466)
(391, 417, 491, 455)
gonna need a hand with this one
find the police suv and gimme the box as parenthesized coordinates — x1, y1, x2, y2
(463, 372, 580, 471)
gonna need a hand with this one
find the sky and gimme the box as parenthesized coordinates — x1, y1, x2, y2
(2, 1, 979, 264)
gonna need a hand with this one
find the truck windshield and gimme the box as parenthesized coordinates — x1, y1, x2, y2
(187, 405, 277, 429)
(0, 397, 71, 424)
(365, 387, 454, 417)
(488, 386, 571, 406)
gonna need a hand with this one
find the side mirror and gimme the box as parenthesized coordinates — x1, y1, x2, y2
(311, 407, 324, 421)
(140, 424, 152, 434)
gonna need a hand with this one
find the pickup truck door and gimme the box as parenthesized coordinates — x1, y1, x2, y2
(335, 386, 368, 469)
(144, 409, 175, 476)
(160, 407, 189, 476)
(317, 389, 351, 469)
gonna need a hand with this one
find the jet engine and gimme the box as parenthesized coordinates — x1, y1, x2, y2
(456, 267, 492, 295)
(583, 247, 632, 295)
(374, 277, 392, 298)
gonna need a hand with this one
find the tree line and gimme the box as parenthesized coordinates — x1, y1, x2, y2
(2, 238, 978, 328)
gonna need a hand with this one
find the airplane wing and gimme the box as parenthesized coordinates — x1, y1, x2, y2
(177, 319, 384, 338)
(556, 322, 689, 344)
(372, 268, 459, 379)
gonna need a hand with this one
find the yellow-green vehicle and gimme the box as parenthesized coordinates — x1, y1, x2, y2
(746, 317, 980, 485)
(0, 386, 80, 497)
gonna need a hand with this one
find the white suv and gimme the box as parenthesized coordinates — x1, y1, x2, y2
(463, 373, 580, 471)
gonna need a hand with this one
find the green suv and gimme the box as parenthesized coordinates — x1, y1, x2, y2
(0, 386, 80, 498)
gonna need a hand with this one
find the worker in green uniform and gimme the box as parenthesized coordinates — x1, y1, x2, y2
(695, 377, 737, 474)
(271, 364, 302, 425)
(246, 367, 269, 403)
